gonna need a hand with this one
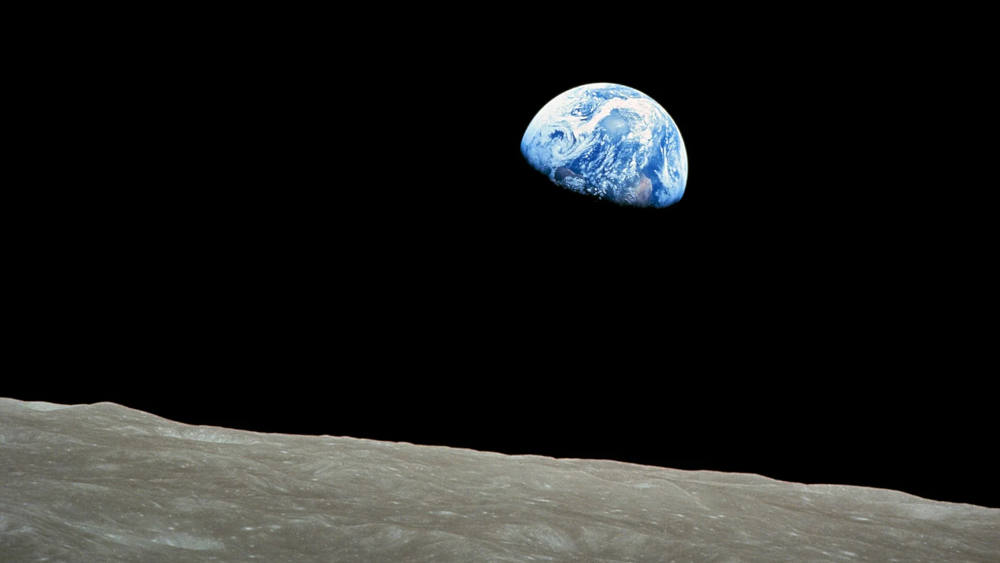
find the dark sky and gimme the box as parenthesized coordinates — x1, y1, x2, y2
(8, 9, 995, 507)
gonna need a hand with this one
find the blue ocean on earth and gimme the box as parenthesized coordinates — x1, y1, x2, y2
(521, 83, 688, 207)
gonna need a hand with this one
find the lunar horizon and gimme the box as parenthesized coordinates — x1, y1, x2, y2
(2, 397, 997, 561)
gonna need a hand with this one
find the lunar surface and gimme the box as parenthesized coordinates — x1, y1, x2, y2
(2, 398, 997, 561)
(521, 83, 688, 207)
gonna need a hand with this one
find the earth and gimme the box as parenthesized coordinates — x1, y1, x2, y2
(521, 83, 688, 207)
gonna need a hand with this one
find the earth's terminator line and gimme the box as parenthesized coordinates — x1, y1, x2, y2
(522, 83, 688, 207)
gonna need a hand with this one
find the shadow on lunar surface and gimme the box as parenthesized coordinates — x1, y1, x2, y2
(2, 397, 998, 561)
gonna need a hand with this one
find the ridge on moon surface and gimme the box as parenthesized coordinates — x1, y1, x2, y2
(521, 83, 688, 208)
(2, 397, 998, 561)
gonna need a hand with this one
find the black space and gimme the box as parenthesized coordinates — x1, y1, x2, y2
(8, 9, 996, 508)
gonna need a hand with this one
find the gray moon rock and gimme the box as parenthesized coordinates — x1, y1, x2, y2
(1, 397, 998, 561)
